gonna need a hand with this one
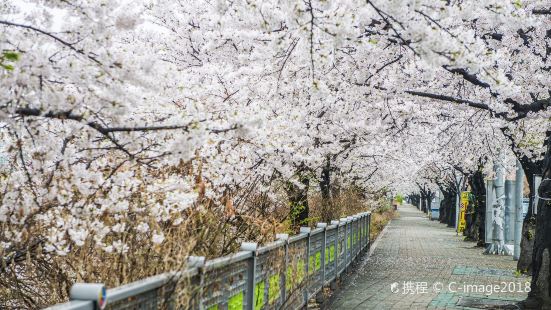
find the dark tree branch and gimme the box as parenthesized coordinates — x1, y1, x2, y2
(404, 90, 508, 117)
(443, 66, 491, 89)
(405, 90, 551, 121)
(306, 0, 315, 80)
(0, 20, 101, 65)
(276, 38, 299, 87)
(355, 55, 403, 86)
(14, 108, 197, 135)
(533, 8, 551, 15)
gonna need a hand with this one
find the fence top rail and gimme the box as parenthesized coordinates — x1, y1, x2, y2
(45, 300, 93, 310)
(257, 239, 286, 255)
(339, 218, 349, 226)
(203, 251, 252, 271)
(310, 227, 324, 236)
(288, 232, 308, 243)
(108, 269, 198, 304)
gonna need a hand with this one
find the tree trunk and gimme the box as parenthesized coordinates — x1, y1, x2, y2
(439, 184, 456, 226)
(419, 185, 429, 213)
(524, 130, 551, 308)
(475, 170, 487, 246)
(438, 185, 446, 223)
(415, 194, 420, 209)
(426, 190, 434, 214)
(439, 188, 448, 223)
(319, 157, 332, 221)
(286, 173, 310, 230)
(410, 194, 420, 208)
(447, 191, 457, 228)
(464, 168, 486, 245)
(518, 157, 543, 274)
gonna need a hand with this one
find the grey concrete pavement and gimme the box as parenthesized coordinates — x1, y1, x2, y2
(326, 204, 530, 309)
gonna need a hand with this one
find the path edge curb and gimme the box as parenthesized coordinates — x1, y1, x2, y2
(320, 217, 394, 309)
(367, 218, 391, 259)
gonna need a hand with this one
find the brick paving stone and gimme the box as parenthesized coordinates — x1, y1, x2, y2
(325, 204, 530, 309)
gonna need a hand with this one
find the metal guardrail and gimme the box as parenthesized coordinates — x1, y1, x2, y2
(45, 212, 371, 310)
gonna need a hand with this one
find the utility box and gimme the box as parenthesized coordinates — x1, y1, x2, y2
(430, 191, 441, 220)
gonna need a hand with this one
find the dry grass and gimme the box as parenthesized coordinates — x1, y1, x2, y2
(309, 186, 383, 223)
(370, 204, 399, 241)
(309, 186, 397, 242)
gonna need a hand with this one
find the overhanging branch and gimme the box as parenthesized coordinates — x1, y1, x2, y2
(0, 20, 101, 65)
(15, 108, 197, 135)
(404, 90, 509, 118)
(533, 8, 551, 15)
(405, 90, 551, 121)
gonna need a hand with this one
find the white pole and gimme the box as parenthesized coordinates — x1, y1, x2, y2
(485, 156, 511, 255)
(485, 179, 494, 245)
(514, 160, 524, 260)
(504, 180, 515, 245)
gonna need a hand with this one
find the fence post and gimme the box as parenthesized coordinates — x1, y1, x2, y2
(357, 215, 361, 255)
(367, 212, 371, 249)
(364, 213, 368, 250)
(276, 233, 289, 305)
(339, 217, 347, 272)
(330, 220, 339, 290)
(299, 227, 311, 303)
(346, 216, 353, 268)
(362, 212, 367, 251)
(240, 242, 258, 310)
(187, 256, 205, 309)
(188, 256, 206, 267)
(358, 213, 364, 252)
(350, 215, 358, 264)
(365, 213, 369, 250)
(316, 222, 327, 301)
(69, 283, 106, 310)
(356, 214, 361, 252)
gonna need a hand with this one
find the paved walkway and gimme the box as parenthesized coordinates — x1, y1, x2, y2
(327, 204, 530, 309)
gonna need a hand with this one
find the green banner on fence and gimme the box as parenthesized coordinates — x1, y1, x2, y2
(228, 291, 243, 310)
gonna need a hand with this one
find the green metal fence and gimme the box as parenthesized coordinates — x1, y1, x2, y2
(45, 212, 371, 310)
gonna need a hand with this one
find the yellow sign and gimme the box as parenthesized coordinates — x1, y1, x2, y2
(458, 191, 469, 233)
